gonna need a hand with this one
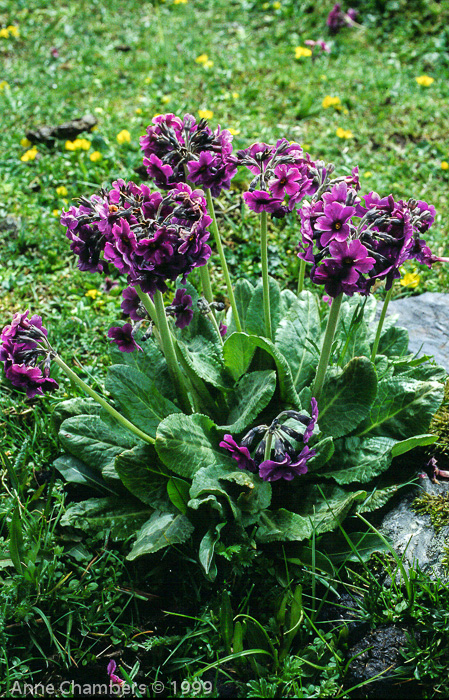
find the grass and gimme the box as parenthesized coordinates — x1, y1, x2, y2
(1, 0, 449, 695)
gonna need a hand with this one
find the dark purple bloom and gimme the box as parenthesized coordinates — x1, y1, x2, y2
(167, 288, 194, 329)
(107, 660, 124, 686)
(5, 364, 58, 399)
(327, 3, 345, 31)
(303, 397, 319, 443)
(121, 286, 143, 321)
(312, 239, 375, 297)
(315, 201, 356, 246)
(243, 190, 284, 214)
(104, 219, 138, 274)
(219, 434, 257, 472)
(219, 322, 227, 338)
(108, 323, 142, 353)
(258, 446, 315, 482)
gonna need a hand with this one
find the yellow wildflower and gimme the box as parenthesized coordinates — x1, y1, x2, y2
(400, 271, 420, 288)
(232, 91, 239, 99)
(0, 28, 9, 38)
(273, 1, 281, 8)
(144, 76, 153, 84)
(161, 95, 171, 104)
(7, 25, 19, 36)
(262, 2, 270, 7)
(94, 107, 104, 114)
(322, 95, 341, 109)
(85, 289, 101, 299)
(174, 0, 187, 4)
(89, 151, 102, 162)
(415, 75, 434, 87)
(116, 129, 131, 144)
(56, 185, 68, 196)
(320, 74, 327, 81)
(195, 53, 209, 64)
(203, 59, 214, 68)
(20, 147, 38, 162)
(65, 140, 78, 150)
(78, 138, 91, 150)
(441, 161, 449, 170)
(20, 137, 31, 147)
(364, 171, 372, 178)
(294, 46, 312, 59)
(52, 209, 60, 217)
(0, 80, 9, 90)
(198, 109, 213, 120)
(135, 107, 143, 114)
(228, 127, 240, 136)
(336, 127, 353, 139)
(302, 143, 311, 150)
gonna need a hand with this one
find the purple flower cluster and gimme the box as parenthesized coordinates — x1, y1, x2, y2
(327, 3, 358, 32)
(140, 113, 238, 196)
(298, 175, 438, 297)
(305, 39, 331, 57)
(166, 288, 194, 329)
(238, 139, 318, 218)
(0, 311, 58, 398)
(61, 179, 212, 297)
(219, 400, 318, 482)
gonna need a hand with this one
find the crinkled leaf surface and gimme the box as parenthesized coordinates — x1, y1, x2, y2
(126, 510, 194, 560)
(226, 278, 254, 334)
(305, 436, 335, 473)
(114, 443, 172, 509)
(223, 332, 256, 381)
(156, 413, 235, 478)
(318, 357, 378, 438)
(177, 334, 232, 390)
(61, 497, 151, 540)
(246, 276, 283, 339)
(221, 370, 276, 434)
(106, 365, 180, 438)
(324, 436, 397, 484)
(59, 414, 138, 480)
(110, 336, 175, 401)
(189, 464, 271, 517)
(275, 291, 321, 393)
(376, 325, 409, 357)
(54, 454, 120, 495)
(52, 397, 100, 431)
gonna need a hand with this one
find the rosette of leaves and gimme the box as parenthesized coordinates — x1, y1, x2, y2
(55, 278, 445, 579)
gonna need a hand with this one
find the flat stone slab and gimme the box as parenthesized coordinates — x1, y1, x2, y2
(379, 292, 449, 370)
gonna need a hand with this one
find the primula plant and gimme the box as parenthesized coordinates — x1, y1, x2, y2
(2, 113, 447, 579)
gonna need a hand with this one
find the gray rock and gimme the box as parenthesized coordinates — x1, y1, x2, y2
(380, 474, 449, 579)
(378, 292, 449, 370)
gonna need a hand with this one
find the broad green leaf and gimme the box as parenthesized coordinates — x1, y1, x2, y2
(246, 276, 283, 339)
(306, 436, 334, 473)
(324, 436, 396, 484)
(336, 297, 371, 363)
(396, 360, 447, 383)
(114, 444, 171, 508)
(318, 357, 378, 438)
(226, 278, 254, 334)
(52, 397, 100, 431)
(61, 497, 151, 540)
(167, 477, 191, 514)
(110, 336, 175, 401)
(223, 332, 256, 381)
(126, 511, 194, 560)
(281, 288, 298, 312)
(59, 414, 137, 480)
(189, 465, 242, 519)
(356, 484, 403, 513)
(256, 485, 366, 543)
(222, 370, 276, 434)
(9, 507, 24, 575)
(54, 455, 120, 495)
(156, 413, 235, 478)
(189, 464, 271, 517)
(177, 334, 232, 390)
(356, 377, 444, 439)
(106, 364, 180, 437)
(275, 292, 321, 392)
(199, 523, 225, 580)
(376, 326, 409, 357)
(391, 433, 439, 457)
(188, 493, 225, 518)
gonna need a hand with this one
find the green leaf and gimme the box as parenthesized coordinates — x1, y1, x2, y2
(52, 397, 100, 431)
(114, 444, 171, 508)
(376, 326, 409, 357)
(126, 511, 194, 560)
(226, 278, 254, 333)
(59, 414, 137, 480)
(281, 288, 298, 312)
(336, 297, 371, 363)
(306, 436, 335, 473)
(189, 464, 271, 518)
(60, 497, 151, 540)
(199, 523, 225, 580)
(324, 436, 396, 484)
(54, 455, 120, 495)
(356, 377, 444, 439)
(246, 276, 283, 339)
(391, 433, 439, 457)
(222, 370, 276, 433)
(9, 507, 24, 575)
(167, 477, 191, 514)
(177, 334, 232, 390)
(110, 336, 175, 401)
(106, 364, 180, 437)
(320, 531, 389, 563)
(156, 413, 235, 478)
(223, 332, 256, 381)
(275, 291, 321, 392)
(318, 357, 378, 438)
(356, 484, 402, 513)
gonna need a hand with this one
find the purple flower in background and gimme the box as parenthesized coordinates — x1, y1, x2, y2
(121, 286, 144, 321)
(219, 434, 257, 472)
(108, 324, 142, 353)
(243, 190, 284, 214)
(166, 288, 194, 329)
(259, 446, 315, 482)
(327, 3, 345, 31)
(107, 660, 124, 687)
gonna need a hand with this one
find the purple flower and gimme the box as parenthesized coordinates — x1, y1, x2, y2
(121, 286, 143, 321)
(167, 288, 194, 329)
(243, 190, 284, 214)
(327, 3, 345, 31)
(312, 239, 375, 297)
(258, 446, 315, 482)
(219, 434, 257, 472)
(108, 324, 142, 353)
(315, 201, 356, 246)
(104, 219, 138, 274)
(219, 322, 227, 338)
(303, 397, 319, 443)
(107, 660, 124, 686)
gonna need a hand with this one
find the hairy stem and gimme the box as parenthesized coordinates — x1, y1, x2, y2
(297, 258, 306, 295)
(370, 285, 393, 362)
(260, 210, 272, 340)
(312, 292, 343, 401)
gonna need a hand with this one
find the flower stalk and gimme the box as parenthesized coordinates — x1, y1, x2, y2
(205, 188, 242, 332)
(260, 210, 272, 340)
(297, 257, 306, 294)
(52, 355, 155, 444)
(370, 285, 393, 362)
(312, 292, 343, 400)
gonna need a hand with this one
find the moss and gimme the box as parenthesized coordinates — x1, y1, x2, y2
(429, 379, 449, 462)
(412, 492, 449, 533)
